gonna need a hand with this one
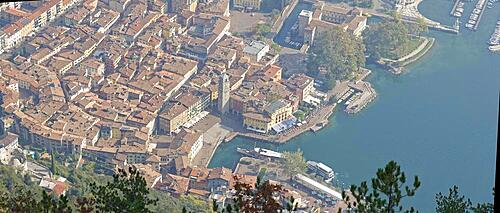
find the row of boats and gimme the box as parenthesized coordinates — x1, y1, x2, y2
(489, 19, 500, 45)
(487, 0, 498, 8)
(488, 19, 500, 52)
(452, 1, 465, 18)
(465, 0, 487, 30)
(337, 88, 362, 106)
(336, 89, 354, 104)
(283, 21, 302, 49)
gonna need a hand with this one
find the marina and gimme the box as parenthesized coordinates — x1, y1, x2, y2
(488, 18, 500, 52)
(487, 0, 498, 9)
(465, 0, 488, 30)
(210, 0, 500, 210)
(450, 0, 465, 17)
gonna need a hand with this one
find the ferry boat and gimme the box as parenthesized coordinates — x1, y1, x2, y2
(307, 161, 335, 182)
(236, 147, 283, 160)
(236, 147, 258, 158)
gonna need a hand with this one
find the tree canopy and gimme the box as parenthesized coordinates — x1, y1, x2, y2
(308, 27, 365, 85)
(89, 167, 158, 212)
(364, 19, 411, 60)
(341, 160, 421, 213)
(281, 150, 307, 180)
(212, 176, 296, 213)
(435, 186, 495, 213)
(0, 165, 209, 213)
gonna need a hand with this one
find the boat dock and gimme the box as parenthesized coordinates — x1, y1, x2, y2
(466, 0, 488, 30)
(344, 81, 377, 114)
(488, 18, 500, 52)
(489, 45, 500, 52)
(450, 0, 465, 17)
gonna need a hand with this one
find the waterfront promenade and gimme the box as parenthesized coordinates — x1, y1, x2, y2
(222, 101, 337, 144)
(220, 76, 375, 144)
(381, 37, 436, 74)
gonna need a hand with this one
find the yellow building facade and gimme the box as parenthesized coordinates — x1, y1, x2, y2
(234, 0, 261, 11)
(243, 100, 293, 133)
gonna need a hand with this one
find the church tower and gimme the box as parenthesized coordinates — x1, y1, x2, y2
(0, 92, 5, 136)
(218, 74, 230, 114)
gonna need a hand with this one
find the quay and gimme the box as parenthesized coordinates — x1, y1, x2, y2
(344, 82, 377, 114)
(391, 0, 460, 34)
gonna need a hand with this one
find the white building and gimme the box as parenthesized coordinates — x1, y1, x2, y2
(0, 132, 19, 165)
(243, 40, 269, 62)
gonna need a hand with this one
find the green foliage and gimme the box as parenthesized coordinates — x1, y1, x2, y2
(435, 186, 495, 213)
(261, 0, 290, 12)
(149, 191, 211, 213)
(213, 176, 292, 212)
(281, 150, 307, 179)
(89, 166, 158, 212)
(364, 19, 411, 60)
(308, 27, 365, 81)
(0, 185, 72, 212)
(293, 110, 306, 121)
(435, 185, 472, 213)
(330, 0, 374, 8)
(270, 42, 282, 52)
(414, 17, 428, 36)
(341, 160, 420, 213)
(254, 23, 272, 39)
(0, 164, 208, 213)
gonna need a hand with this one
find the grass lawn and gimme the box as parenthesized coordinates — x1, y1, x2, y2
(386, 37, 425, 60)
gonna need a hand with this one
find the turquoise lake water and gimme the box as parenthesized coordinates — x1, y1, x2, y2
(210, 0, 499, 211)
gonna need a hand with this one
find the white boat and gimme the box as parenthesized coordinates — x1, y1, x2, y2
(254, 147, 282, 159)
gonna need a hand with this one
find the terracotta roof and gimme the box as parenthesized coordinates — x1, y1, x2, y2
(208, 167, 232, 182)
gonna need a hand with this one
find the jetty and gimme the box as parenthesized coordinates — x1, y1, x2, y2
(474, 0, 488, 30)
(450, 0, 465, 17)
(394, 0, 460, 34)
(466, 0, 488, 30)
(488, 18, 500, 51)
(344, 81, 377, 114)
